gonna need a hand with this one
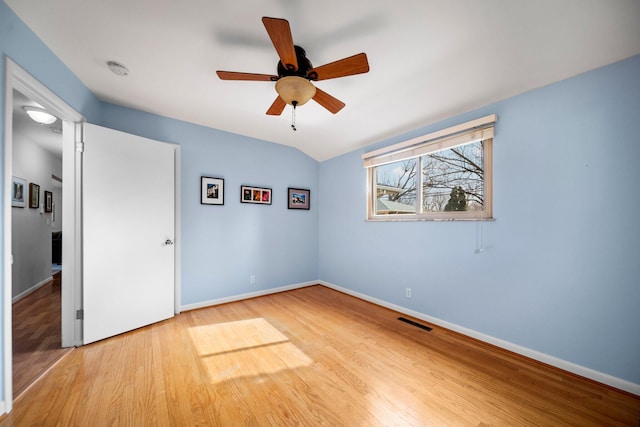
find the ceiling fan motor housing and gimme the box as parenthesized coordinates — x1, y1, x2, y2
(277, 45, 316, 80)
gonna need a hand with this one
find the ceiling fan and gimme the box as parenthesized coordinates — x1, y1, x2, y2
(217, 17, 370, 120)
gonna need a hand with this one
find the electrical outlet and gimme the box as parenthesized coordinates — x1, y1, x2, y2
(406, 288, 412, 298)
(250, 275, 256, 284)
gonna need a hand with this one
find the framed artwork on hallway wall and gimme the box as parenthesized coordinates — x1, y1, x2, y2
(29, 183, 40, 209)
(240, 185, 272, 205)
(12, 176, 26, 208)
(45, 191, 53, 212)
(201, 176, 225, 205)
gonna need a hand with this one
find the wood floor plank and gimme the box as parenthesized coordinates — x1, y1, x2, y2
(11, 277, 72, 397)
(1, 285, 638, 426)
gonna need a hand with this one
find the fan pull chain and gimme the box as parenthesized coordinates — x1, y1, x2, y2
(291, 101, 298, 131)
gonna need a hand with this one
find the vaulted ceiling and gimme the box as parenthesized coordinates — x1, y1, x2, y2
(5, 0, 640, 161)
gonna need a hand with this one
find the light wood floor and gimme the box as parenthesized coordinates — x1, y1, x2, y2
(1, 285, 638, 426)
(11, 273, 71, 397)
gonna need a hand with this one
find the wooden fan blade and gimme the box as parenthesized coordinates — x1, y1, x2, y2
(312, 87, 345, 114)
(266, 96, 287, 115)
(262, 17, 298, 72)
(309, 53, 369, 81)
(217, 71, 278, 81)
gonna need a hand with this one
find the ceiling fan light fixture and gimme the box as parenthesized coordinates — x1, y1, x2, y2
(23, 106, 57, 125)
(275, 76, 316, 106)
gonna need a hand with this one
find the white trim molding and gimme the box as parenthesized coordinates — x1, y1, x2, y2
(12, 276, 54, 303)
(318, 280, 640, 397)
(180, 281, 317, 312)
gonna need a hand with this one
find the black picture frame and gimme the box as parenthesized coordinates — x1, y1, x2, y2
(288, 188, 310, 210)
(44, 190, 53, 213)
(240, 185, 272, 205)
(29, 183, 40, 209)
(201, 176, 225, 205)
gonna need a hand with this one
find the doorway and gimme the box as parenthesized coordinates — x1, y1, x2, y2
(3, 58, 180, 412)
(3, 58, 84, 411)
(10, 88, 70, 396)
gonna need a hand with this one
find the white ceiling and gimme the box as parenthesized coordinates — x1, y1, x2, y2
(5, 0, 640, 161)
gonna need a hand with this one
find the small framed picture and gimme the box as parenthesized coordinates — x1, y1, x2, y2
(241, 185, 272, 205)
(29, 183, 40, 209)
(201, 176, 225, 205)
(12, 176, 26, 208)
(288, 188, 310, 210)
(45, 191, 53, 213)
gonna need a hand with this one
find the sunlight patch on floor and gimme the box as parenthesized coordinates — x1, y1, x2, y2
(189, 317, 313, 382)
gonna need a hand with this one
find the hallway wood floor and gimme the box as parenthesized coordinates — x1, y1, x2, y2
(11, 274, 71, 397)
(1, 285, 638, 426)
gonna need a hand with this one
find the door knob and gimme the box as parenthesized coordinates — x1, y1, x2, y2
(163, 239, 174, 246)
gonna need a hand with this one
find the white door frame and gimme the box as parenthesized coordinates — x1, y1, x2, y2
(3, 58, 84, 412)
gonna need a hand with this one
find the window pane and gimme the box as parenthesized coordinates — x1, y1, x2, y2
(421, 140, 484, 213)
(374, 159, 417, 215)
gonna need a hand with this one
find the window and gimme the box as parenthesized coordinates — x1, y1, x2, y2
(364, 115, 495, 221)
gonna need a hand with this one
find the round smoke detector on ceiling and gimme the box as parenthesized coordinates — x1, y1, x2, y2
(107, 61, 129, 77)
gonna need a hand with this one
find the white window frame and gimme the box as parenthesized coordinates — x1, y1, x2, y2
(363, 115, 496, 221)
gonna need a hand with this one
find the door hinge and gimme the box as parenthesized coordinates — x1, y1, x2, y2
(76, 309, 84, 320)
(76, 141, 85, 153)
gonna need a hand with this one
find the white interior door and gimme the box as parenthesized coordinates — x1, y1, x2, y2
(82, 123, 176, 344)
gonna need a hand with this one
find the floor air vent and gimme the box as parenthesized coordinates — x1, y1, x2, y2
(398, 317, 433, 332)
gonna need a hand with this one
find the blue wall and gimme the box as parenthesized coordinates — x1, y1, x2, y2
(101, 104, 319, 305)
(0, 3, 102, 124)
(319, 55, 640, 385)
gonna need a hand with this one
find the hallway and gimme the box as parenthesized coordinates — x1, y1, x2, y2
(12, 273, 71, 397)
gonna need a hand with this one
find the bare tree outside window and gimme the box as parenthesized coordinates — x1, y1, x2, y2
(421, 140, 484, 212)
(373, 140, 487, 217)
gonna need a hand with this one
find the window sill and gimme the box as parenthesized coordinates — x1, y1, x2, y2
(366, 216, 495, 222)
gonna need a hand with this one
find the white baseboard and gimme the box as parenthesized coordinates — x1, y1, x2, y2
(12, 276, 53, 303)
(318, 280, 640, 397)
(0, 400, 5, 416)
(180, 281, 316, 312)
